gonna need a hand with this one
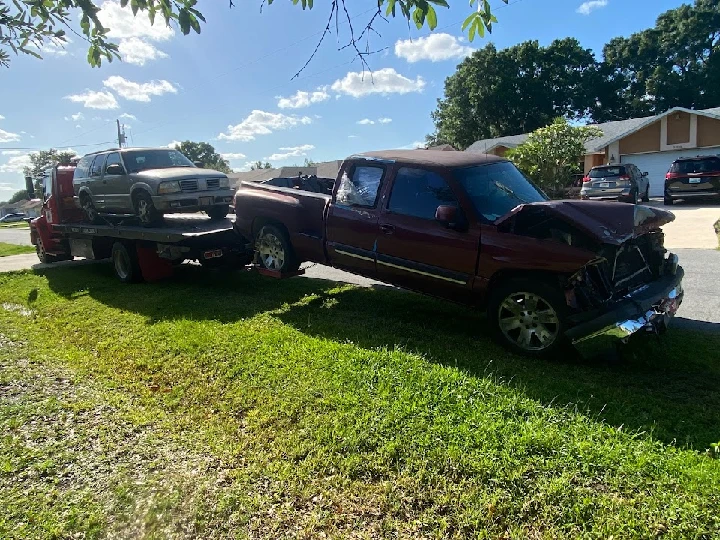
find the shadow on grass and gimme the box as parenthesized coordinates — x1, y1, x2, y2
(39, 262, 720, 450)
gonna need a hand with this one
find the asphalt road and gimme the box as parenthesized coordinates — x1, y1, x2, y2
(0, 227, 32, 246)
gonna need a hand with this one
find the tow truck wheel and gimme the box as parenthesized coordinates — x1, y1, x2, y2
(111, 242, 143, 283)
(80, 194, 100, 224)
(255, 225, 299, 273)
(134, 191, 162, 227)
(487, 278, 568, 357)
(36, 237, 52, 264)
(207, 205, 229, 221)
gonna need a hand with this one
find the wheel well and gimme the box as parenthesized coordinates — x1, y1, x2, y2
(78, 189, 91, 202)
(485, 269, 569, 305)
(130, 186, 152, 204)
(251, 216, 290, 240)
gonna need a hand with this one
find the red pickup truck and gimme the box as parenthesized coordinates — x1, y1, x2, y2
(234, 150, 684, 357)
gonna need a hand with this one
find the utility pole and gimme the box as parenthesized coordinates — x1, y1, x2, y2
(116, 119, 126, 148)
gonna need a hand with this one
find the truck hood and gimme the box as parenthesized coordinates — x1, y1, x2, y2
(133, 167, 227, 181)
(496, 200, 674, 246)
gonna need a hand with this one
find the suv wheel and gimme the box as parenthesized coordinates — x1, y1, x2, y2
(642, 185, 650, 202)
(663, 196, 674, 206)
(207, 205, 229, 221)
(487, 278, 567, 357)
(255, 224, 299, 273)
(134, 191, 162, 226)
(81, 194, 100, 224)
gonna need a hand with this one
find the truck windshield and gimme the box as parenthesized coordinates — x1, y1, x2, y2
(454, 162, 547, 223)
(122, 150, 195, 173)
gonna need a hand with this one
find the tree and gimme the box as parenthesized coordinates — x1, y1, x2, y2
(1, 0, 506, 69)
(250, 161, 272, 170)
(601, 0, 720, 116)
(505, 118, 602, 197)
(303, 158, 317, 167)
(23, 149, 77, 180)
(173, 141, 231, 174)
(429, 39, 598, 150)
(7, 190, 29, 204)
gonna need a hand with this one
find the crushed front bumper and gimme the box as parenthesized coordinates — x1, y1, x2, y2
(566, 262, 684, 357)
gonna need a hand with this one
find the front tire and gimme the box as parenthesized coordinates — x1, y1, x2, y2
(134, 191, 162, 227)
(80, 193, 100, 224)
(255, 224, 299, 273)
(36, 237, 53, 264)
(111, 242, 143, 283)
(206, 205, 229, 221)
(487, 278, 567, 357)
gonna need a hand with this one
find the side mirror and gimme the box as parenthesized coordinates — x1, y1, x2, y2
(24, 176, 35, 199)
(106, 163, 126, 175)
(435, 205, 465, 230)
(642, 171, 648, 177)
(194, 161, 204, 168)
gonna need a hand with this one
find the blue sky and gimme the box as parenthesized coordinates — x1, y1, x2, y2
(0, 0, 684, 197)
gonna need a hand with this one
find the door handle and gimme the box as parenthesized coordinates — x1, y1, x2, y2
(380, 224, 395, 234)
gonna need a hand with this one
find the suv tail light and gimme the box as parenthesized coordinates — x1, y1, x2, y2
(582, 176, 590, 183)
(666, 172, 680, 180)
(619, 175, 630, 181)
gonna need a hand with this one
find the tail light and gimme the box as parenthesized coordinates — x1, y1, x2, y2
(619, 175, 631, 181)
(666, 172, 680, 180)
(582, 176, 591, 183)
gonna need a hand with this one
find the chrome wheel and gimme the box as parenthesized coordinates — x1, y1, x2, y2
(82, 197, 98, 222)
(36, 237, 46, 263)
(497, 292, 560, 352)
(113, 247, 131, 280)
(257, 232, 285, 271)
(137, 198, 152, 223)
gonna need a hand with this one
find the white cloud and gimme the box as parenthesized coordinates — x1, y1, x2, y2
(378, 117, 392, 124)
(395, 34, 473, 63)
(0, 115, 4, 120)
(277, 87, 330, 109)
(103, 76, 177, 102)
(0, 128, 21, 143)
(348, 135, 358, 138)
(65, 90, 119, 110)
(2, 150, 23, 155)
(64, 112, 85, 122)
(167, 140, 182, 149)
(118, 37, 168, 66)
(399, 141, 426, 150)
(357, 118, 375, 125)
(32, 37, 72, 57)
(0, 154, 31, 173)
(218, 110, 312, 141)
(119, 113, 137, 121)
(98, 0, 174, 41)
(221, 152, 247, 161)
(0, 182, 21, 193)
(331, 68, 425, 98)
(265, 144, 315, 162)
(577, 0, 608, 15)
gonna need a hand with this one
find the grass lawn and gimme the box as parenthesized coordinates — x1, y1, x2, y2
(0, 222, 30, 229)
(715, 217, 719, 249)
(0, 242, 36, 257)
(1, 264, 719, 538)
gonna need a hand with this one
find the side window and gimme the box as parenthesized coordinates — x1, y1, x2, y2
(388, 167, 458, 220)
(43, 168, 54, 200)
(90, 154, 106, 177)
(335, 165, 384, 207)
(104, 152, 123, 173)
(74, 156, 93, 179)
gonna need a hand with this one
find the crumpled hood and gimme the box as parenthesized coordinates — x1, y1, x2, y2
(496, 200, 675, 246)
(133, 167, 227, 181)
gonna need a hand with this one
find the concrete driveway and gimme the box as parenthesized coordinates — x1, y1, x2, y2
(647, 200, 719, 250)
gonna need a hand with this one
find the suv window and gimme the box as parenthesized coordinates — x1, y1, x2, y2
(670, 157, 720, 174)
(104, 152, 123, 173)
(74, 156, 93, 179)
(90, 154, 106, 177)
(336, 165, 385, 207)
(589, 166, 625, 178)
(388, 167, 458, 220)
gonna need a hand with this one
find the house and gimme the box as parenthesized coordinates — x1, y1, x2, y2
(466, 106, 720, 197)
(0, 203, 20, 217)
(18, 199, 42, 218)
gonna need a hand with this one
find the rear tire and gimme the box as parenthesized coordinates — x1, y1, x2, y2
(642, 185, 650, 202)
(487, 277, 568, 358)
(80, 193, 100, 224)
(134, 191, 162, 227)
(663, 196, 674, 206)
(206, 205, 229, 221)
(111, 242, 143, 283)
(255, 224, 299, 273)
(36, 237, 53, 264)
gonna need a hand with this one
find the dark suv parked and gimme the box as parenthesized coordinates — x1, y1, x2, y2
(73, 147, 235, 225)
(664, 155, 720, 205)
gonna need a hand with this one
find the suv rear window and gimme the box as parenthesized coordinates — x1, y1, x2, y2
(669, 157, 720, 174)
(589, 166, 625, 178)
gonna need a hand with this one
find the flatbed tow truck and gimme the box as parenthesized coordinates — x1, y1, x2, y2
(27, 161, 254, 283)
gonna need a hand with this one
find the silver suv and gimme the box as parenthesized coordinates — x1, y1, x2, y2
(73, 147, 234, 225)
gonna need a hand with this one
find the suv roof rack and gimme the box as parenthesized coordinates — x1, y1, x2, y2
(83, 148, 121, 156)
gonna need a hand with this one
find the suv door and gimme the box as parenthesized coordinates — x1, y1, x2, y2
(88, 154, 108, 209)
(375, 166, 479, 302)
(101, 152, 131, 212)
(325, 162, 386, 277)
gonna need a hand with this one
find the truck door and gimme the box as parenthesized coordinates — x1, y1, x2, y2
(375, 166, 479, 303)
(325, 162, 387, 277)
(101, 152, 131, 212)
(87, 154, 108, 209)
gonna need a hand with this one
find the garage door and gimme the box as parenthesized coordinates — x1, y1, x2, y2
(622, 147, 720, 197)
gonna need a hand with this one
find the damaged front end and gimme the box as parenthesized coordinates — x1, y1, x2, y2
(498, 201, 684, 356)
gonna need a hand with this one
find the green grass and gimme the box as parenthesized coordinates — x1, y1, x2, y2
(1, 264, 719, 538)
(0, 242, 35, 257)
(714, 217, 720, 249)
(0, 221, 30, 229)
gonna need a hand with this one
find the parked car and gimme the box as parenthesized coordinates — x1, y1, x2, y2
(234, 150, 683, 358)
(73, 147, 235, 226)
(0, 212, 27, 223)
(581, 164, 650, 204)
(664, 155, 720, 205)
